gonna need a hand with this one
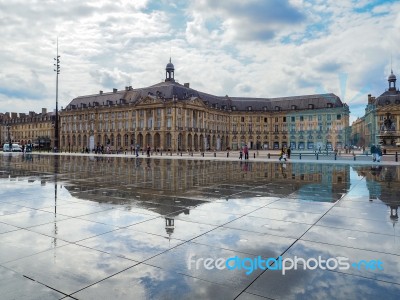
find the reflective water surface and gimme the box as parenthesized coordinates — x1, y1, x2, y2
(0, 154, 399, 299)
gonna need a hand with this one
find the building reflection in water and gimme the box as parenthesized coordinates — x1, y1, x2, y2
(0, 155, 357, 240)
(356, 165, 399, 225)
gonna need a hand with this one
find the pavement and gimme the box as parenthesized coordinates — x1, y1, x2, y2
(6, 149, 399, 166)
(0, 153, 399, 299)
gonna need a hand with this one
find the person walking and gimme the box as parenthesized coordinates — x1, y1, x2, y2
(135, 144, 140, 157)
(376, 145, 382, 162)
(286, 147, 291, 159)
(370, 144, 377, 162)
(146, 145, 151, 157)
(239, 148, 243, 160)
(279, 147, 287, 161)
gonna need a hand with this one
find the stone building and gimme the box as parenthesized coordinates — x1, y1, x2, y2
(352, 69, 400, 149)
(0, 109, 55, 149)
(60, 60, 350, 152)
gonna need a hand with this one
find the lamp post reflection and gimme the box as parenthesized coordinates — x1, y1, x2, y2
(52, 156, 59, 252)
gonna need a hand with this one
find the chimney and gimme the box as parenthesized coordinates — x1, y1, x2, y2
(184, 83, 190, 88)
(100, 90, 103, 95)
(125, 86, 129, 91)
(129, 86, 132, 90)
(368, 94, 375, 105)
(42, 108, 47, 114)
(113, 88, 117, 93)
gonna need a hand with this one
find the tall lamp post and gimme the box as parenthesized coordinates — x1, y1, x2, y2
(6, 124, 11, 149)
(54, 39, 60, 152)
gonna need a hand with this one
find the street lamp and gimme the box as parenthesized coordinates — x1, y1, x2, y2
(6, 124, 11, 150)
(54, 38, 60, 152)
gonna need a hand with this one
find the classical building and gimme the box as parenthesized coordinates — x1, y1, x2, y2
(352, 69, 400, 149)
(0, 109, 55, 149)
(60, 60, 350, 152)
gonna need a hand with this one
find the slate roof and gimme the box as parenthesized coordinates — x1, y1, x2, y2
(65, 80, 345, 112)
(375, 90, 400, 106)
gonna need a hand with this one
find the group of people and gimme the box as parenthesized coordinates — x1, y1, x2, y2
(370, 144, 382, 162)
(279, 147, 291, 161)
(239, 145, 249, 160)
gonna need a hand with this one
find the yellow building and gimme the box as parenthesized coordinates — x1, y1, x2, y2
(60, 60, 350, 152)
(0, 109, 55, 149)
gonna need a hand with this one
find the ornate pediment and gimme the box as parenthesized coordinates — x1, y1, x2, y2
(135, 96, 165, 106)
(188, 97, 207, 108)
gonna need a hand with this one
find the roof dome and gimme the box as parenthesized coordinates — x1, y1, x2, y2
(166, 58, 174, 71)
(388, 70, 396, 81)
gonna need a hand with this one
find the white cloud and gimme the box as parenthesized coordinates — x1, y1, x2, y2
(0, 0, 399, 126)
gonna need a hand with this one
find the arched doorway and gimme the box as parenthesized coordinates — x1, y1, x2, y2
(194, 134, 199, 151)
(178, 133, 183, 151)
(137, 133, 143, 148)
(166, 133, 172, 149)
(154, 133, 161, 149)
(187, 134, 192, 150)
(117, 134, 121, 148)
(212, 135, 216, 150)
(145, 133, 152, 147)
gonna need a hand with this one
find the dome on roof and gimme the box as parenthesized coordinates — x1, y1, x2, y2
(166, 58, 174, 71)
(388, 71, 396, 81)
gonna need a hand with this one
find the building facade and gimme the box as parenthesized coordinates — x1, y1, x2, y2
(0, 109, 55, 149)
(59, 60, 350, 152)
(351, 70, 400, 149)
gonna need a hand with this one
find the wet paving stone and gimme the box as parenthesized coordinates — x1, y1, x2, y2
(72, 263, 241, 300)
(0, 266, 65, 300)
(3, 243, 138, 295)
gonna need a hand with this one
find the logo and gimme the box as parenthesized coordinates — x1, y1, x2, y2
(188, 255, 384, 275)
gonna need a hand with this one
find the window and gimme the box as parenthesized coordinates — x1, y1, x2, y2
(274, 125, 279, 132)
(308, 104, 314, 109)
(337, 114, 341, 120)
(241, 117, 245, 122)
(327, 103, 333, 108)
(275, 117, 279, 122)
(248, 106, 252, 111)
(318, 115, 322, 121)
(264, 117, 268, 122)
(291, 116, 295, 122)
(327, 114, 331, 121)
(275, 106, 280, 111)
(300, 116, 304, 122)
(308, 115, 313, 121)
(291, 105, 296, 110)
(263, 106, 268, 111)
(232, 106, 237, 111)
(283, 117, 286, 122)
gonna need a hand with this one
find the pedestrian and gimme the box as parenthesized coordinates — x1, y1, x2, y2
(136, 144, 140, 157)
(239, 148, 243, 160)
(243, 144, 249, 160)
(376, 145, 382, 162)
(370, 144, 377, 162)
(286, 147, 291, 159)
(279, 147, 287, 161)
(146, 145, 151, 157)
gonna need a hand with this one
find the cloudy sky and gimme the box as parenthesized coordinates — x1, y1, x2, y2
(0, 0, 399, 123)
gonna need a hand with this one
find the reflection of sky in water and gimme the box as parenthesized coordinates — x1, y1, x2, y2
(0, 155, 399, 298)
